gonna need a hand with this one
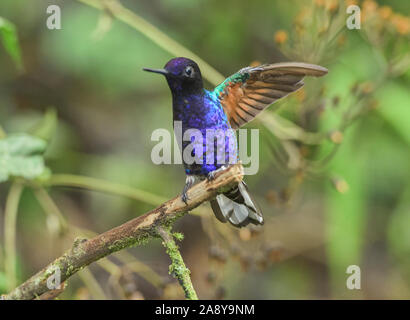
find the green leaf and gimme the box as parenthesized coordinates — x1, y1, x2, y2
(0, 134, 48, 183)
(0, 17, 23, 71)
(324, 123, 366, 297)
(376, 83, 410, 146)
(28, 108, 58, 143)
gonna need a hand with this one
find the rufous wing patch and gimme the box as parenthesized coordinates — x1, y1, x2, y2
(215, 62, 328, 129)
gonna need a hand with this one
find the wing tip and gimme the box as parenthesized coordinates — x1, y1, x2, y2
(291, 62, 328, 76)
(260, 62, 328, 77)
(309, 64, 328, 76)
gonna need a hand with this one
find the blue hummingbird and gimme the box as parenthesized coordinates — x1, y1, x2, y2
(144, 58, 327, 227)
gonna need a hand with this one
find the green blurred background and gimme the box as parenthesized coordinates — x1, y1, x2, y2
(0, 0, 409, 299)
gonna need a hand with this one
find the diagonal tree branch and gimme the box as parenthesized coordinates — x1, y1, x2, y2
(2, 164, 243, 300)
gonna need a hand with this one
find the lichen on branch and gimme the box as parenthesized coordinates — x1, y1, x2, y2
(157, 226, 198, 300)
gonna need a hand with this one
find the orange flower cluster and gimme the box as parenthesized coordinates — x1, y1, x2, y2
(314, 0, 339, 12)
(345, 0, 358, 6)
(274, 30, 288, 45)
(361, 0, 410, 35)
(391, 14, 410, 35)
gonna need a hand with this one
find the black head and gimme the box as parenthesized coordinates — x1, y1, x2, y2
(143, 57, 203, 94)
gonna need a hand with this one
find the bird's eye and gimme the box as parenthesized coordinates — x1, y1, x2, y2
(184, 66, 194, 77)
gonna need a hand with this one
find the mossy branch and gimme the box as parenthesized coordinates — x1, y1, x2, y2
(2, 164, 244, 300)
(157, 226, 198, 300)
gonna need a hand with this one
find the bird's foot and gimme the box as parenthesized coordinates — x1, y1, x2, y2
(181, 192, 189, 205)
(182, 176, 195, 205)
(207, 166, 227, 181)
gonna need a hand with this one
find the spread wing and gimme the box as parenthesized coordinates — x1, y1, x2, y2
(213, 62, 328, 129)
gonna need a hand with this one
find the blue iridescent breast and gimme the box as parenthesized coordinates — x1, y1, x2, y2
(173, 90, 238, 176)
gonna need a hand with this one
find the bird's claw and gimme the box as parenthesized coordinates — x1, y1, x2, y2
(207, 171, 216, 181)
(181, 175, 195, 206)
(182, 192, 189, 205)
(207, 166, 227, 182)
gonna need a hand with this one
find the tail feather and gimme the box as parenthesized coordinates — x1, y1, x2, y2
(210, 181, 264, 228)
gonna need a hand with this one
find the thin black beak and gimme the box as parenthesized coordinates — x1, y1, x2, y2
(142, 68, 168, 76)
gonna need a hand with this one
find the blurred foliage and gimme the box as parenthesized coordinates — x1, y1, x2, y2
(0, 134, 48, 183)
(0, 0, 409, 299)
(0, 16, 23, 71)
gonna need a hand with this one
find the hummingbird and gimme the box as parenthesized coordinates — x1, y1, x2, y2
(143, 58, 327, 227)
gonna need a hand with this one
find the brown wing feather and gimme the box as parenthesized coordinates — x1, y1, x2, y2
(217, 62, 328, 129)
